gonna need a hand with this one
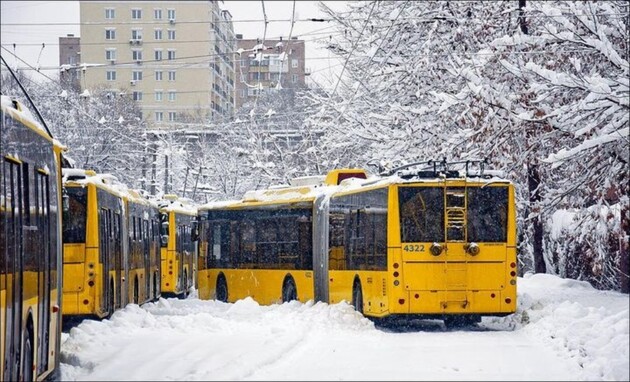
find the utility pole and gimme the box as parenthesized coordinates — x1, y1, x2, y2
(164, 154, 169, 194)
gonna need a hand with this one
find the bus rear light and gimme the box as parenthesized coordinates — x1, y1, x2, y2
(398, 299, 405, 305)
(510, 279, 516, 285)
(166, 283, 170, 287)
(414, 293, 419, 299)
(88, 280, 94, 287)
(510, 271, 516, 277)
(393, 263, 399, 269)
(393, 280, 400, 286)
(83, 299, 89, 305)
(169, 271, 173, 275)
(510, 262, 516, 268)
(393, 271, 399, 278)
(505, 298, 512, 304)
(491, 293, 496, 298)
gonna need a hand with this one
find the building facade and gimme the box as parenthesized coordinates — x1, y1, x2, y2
(78, 1, 236, 126)
(59, 34, 82, 91)
(235, 36, 308, 109)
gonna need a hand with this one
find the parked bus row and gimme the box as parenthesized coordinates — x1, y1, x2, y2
(2, 90, 518, 380)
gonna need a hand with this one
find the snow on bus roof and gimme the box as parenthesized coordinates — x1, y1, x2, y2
(158, 196, 198, 215)
(2, 95, 48, 136)
(63, 168, 134, 199)
(198, 169, 512, 211)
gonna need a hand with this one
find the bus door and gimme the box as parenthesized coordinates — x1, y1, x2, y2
(143, 219, 150, 300)
(2, 159, 23, 380)
(113, 212, 122, 309)
(177, 224, 184, 291)
(444, 184, 469, 307)
(36, 171, 51, 373)
(99, 208, 111, 314)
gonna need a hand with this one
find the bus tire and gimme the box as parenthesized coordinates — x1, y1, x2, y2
(352, 280, 364, 314)
(21, 327, 33, 382)
(282, 276, 297, 303)
(216, 274, 228, 303)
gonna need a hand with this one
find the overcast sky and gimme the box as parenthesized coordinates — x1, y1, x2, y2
(0, 1, 347, 86)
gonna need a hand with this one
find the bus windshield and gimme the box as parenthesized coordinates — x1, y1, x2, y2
(399, 187, 444, 242)
(467, 186, 508, 242)
(63, 187, 87, 243)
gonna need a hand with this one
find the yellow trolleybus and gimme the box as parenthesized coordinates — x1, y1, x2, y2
(197, 161, 517, 327)
(1, 94, 65, 380)
(62, 169, 161, 320)
(159, 195, 197, 298)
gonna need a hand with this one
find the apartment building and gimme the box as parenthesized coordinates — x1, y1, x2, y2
(78, 1, 236, 126)
(59, 34, 81, 91)
(235, 35, 308, 109)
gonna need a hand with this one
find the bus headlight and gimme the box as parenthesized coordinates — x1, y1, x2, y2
(465, 242, 480, 256)
(430, 243, 443, 256)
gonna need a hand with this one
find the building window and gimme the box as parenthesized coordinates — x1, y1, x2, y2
(105, 28, 116, 40)
(132, 9, 142, 19)
(240, 58, 246, 67)
(167, 29, 176, 40)
(168, 111, 176, 122)
(131, 29, 143, 40)
(132, 50, 143, 61)
(105, 49, 117, 61)
(168, 71, 175, 81)
(155, 112, 163, 122)
(167, 50, 176, 60)
(106, 71, 116, 81)
(132, 91, 143, 101)
(155, 91, 163, 102)
(292, 59, 298, 68)
(168, 91, 176, 101)
(132, 70, 143, 81)
(154, 49, 163, 61)
(292, 74, 298, 83)
(240, 89, 245, 98)
(154, 8, 162, 19)
(105, 8, 115, 19)
(155, 70, 163, 81)
(167, 9, 176, 20)
(154, 29, 163, 40)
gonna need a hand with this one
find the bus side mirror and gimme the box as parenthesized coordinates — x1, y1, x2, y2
(62, 189, 70, 213)
(191, 221, 199, 242)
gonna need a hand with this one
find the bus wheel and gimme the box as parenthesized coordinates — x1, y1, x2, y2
(352, 281, 363, 314)
(21, 330, 33, 382)
(282, 277, 297, 303)
(216, 275, 228, 303)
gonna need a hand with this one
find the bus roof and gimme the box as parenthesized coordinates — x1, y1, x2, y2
(1, 95, 66, 150)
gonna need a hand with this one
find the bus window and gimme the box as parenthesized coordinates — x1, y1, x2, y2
(63, 187, 87, 243)
(467, 186, 508, 242)
(399, 187, 444, 242)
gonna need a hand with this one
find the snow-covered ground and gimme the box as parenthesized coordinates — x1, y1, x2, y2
(59, 273, 629, 381)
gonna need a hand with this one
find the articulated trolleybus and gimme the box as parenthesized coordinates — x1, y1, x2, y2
(197, 160, 517, 327)
(1, 94, 64, 380)
(62, 169, 162, 320)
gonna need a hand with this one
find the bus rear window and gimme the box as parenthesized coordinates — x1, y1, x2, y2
(63, 187, 87, 243)
(399, 187, 444, 242)
(467, 186, 508, 242)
